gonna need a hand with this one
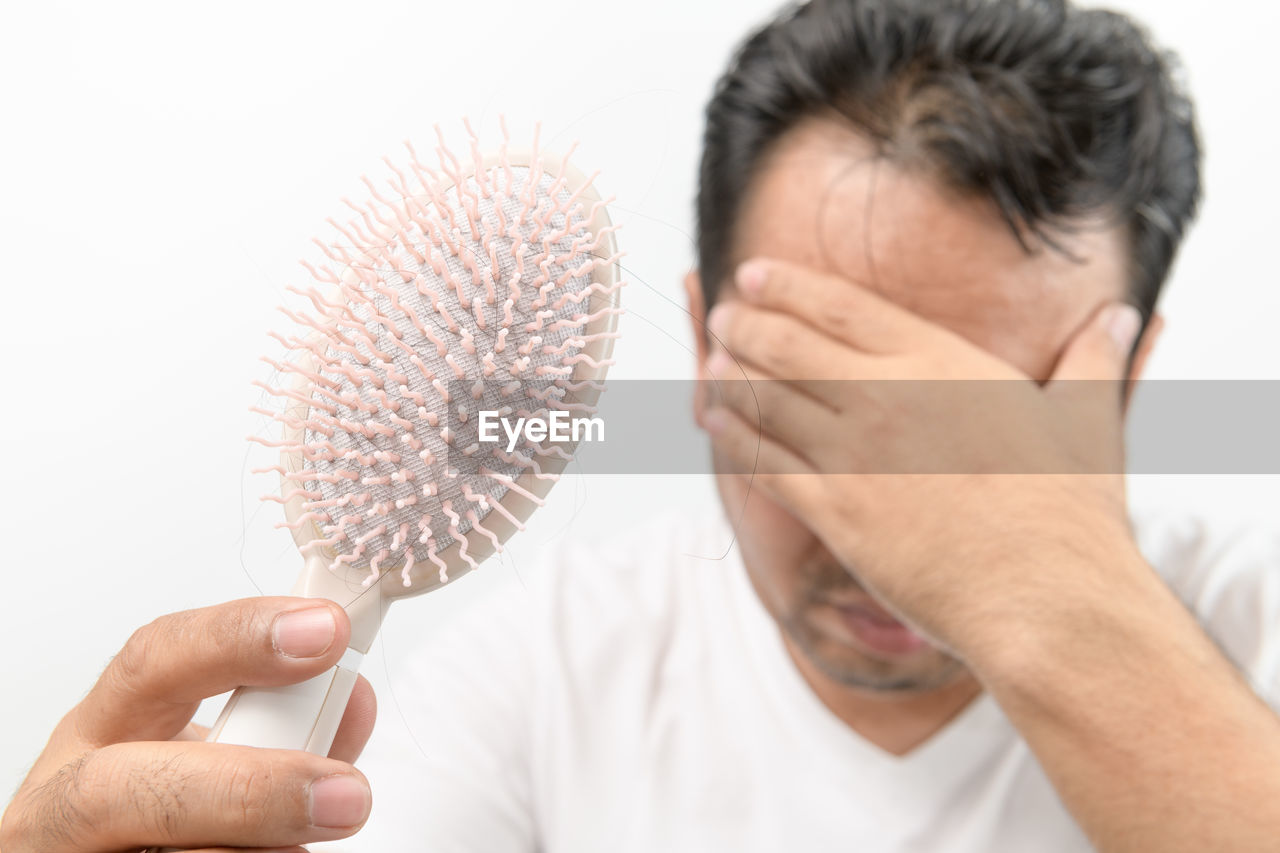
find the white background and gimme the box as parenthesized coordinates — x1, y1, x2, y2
(0, 0, 1276, 843)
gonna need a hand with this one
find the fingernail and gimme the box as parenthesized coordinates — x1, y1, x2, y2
(1105, 303, 1141, 353)
(736, 260, 767, 294)
(309, 773, 371, 828)
(707, 304, 730, 338)
(273, 606, 337, 658)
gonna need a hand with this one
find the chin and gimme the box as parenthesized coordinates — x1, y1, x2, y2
(792, 620, 967, 693)
(781, 591, 968, 692)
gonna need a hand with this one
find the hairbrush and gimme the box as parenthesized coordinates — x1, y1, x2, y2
(210, 120, 622, 755)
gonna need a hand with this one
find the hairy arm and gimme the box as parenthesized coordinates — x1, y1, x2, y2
(971, 538, 1280, 850)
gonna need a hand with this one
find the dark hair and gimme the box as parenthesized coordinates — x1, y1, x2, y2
(695, 0, 1202, 325)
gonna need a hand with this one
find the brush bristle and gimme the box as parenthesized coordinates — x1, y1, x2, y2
(251, 120, 623, 588)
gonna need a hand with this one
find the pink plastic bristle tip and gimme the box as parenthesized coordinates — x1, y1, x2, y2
(256, 121, 622, 579)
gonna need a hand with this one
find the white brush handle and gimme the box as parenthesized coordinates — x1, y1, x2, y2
(208, 644, 365, 753)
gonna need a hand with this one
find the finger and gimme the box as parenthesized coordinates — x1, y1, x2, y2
(8, 741, 371, 850)
(733, 257, 934, 353)
(706, 301, 866, 391)
(328, 674, 377, 763)
(1050, 301, 1142, 382)
(703, 403, 830, 526)
(70, 597, 352, 747)
(702, 401, 814, 480)
(1046, 302, 1139, 470)
(704, 352, 836, 457)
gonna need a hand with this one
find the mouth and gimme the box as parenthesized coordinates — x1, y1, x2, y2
(815, 587, 929, 657)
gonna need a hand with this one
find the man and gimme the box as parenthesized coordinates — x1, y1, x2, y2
(4, 0, 1278, 850)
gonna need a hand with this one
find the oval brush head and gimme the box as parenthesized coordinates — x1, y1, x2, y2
(254, 119, 622, 597)
(205, 120, 622, 761)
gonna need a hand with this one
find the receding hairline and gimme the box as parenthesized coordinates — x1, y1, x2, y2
(718, 111, 1130, 297)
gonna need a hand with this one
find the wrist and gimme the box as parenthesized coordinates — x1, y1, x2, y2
(959, 535, 1179, 690)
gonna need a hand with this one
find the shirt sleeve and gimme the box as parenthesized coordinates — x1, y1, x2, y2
(323, 581, 540, 851)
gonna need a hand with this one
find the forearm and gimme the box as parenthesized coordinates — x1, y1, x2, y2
(972, 546, 1280, 852)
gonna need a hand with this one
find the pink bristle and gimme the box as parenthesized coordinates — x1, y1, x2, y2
(493, 449, 558, 481)
(338, 201, 382, 250)
(365, 551, 386, 587)
(441, 500, 479, 572)
(399, 546, 416, 587)
(260, 487, 324, 505)
(254, 121, 621, 585)
(426, 542, 449, 583)
(467, 509, 502, 554)
(276, 511, 330, 531)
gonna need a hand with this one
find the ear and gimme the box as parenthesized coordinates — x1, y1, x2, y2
(684, 268, 710, 366)
(685, 268, 712, 427)
(1123, 311, 1164, 415)
(1127, 312, 1163, 382)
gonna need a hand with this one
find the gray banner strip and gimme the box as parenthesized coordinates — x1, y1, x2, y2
(440, 380, 1280, 475)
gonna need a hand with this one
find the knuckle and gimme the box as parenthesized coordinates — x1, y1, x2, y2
(2, 754, 97, 851)
(215, 750, 309, 832)
(823, 305, 855, 339)
(720, 310, 747, 352)
(201, 601, 264, 658)
(763, 325, 800, 373)
(100, 743, 195, 840)
(747, 389, 774, 432)
(116, 604, 265, 692)
(735, 419, 763, 458)
(221, 758, 281, 832)
(112, 616, 168, 690)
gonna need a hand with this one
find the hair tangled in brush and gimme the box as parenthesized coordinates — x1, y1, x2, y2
(251, 122, 623, 588)
(696, 0, 1202, 325)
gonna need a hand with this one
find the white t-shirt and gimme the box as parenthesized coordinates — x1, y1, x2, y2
(338, 505, 1280, 851)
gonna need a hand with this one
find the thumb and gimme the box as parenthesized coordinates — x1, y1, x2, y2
(1051, 302, 1142, 382)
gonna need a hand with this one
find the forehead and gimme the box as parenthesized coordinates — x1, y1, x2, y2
(729, 115, 1128, 380)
